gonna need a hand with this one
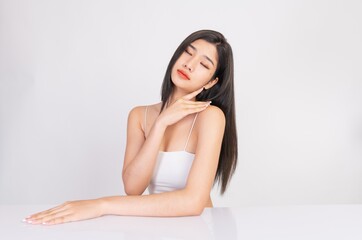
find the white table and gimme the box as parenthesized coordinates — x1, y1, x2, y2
(1, 204, 361, 239)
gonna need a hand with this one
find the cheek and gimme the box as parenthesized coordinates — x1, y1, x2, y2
(193, 76, 211, 89)
(171, 60, 181, 75)
(171, 58, 183, 74)
(174, 54, 186, 66)
(198, 70, 214, 83)
(170, 69, 177, 83)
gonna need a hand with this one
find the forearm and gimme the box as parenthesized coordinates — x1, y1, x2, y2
(99, 190, 204, 217)
(27, 191, 205, 225)
(123, 120, 166, 194)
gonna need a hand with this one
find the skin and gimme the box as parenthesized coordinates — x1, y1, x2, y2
(24, 39, 226, 225)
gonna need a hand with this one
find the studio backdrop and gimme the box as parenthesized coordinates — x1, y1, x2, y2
(1, 0, 361, 206)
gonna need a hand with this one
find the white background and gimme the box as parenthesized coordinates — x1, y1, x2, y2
(0, 0, 361, 207)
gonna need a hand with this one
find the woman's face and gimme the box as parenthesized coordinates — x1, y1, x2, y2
(171, 39, 218, 93)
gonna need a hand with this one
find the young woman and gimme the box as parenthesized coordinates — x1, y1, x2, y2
(24, 29, 238, 225)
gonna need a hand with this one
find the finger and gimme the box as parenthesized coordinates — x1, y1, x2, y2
(184, 102, 211, 114)
(27, 204, 69, 223)
(183, 102, 211, 109)
(180, 98, 211, 105)
(28, 205, 64, 220)
(30, 209, 70, 225)
(40, 210, 71, 225)
(182, 87, 204, 100)
(28, 202, 67, 219)
(180, 101, 211, 108)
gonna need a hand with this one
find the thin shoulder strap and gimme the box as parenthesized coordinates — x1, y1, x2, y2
(143, 106, 149, 137)
(184, 113, 199, 151)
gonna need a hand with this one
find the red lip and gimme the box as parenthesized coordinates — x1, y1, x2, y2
(177, 69, 190, 80)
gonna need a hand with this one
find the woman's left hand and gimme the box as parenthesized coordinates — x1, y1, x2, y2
(24, 199, 104, 225)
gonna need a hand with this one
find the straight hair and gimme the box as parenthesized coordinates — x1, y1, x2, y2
(160, 30, 238, 194)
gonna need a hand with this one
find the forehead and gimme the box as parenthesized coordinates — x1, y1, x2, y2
(189, 39, 218, 63)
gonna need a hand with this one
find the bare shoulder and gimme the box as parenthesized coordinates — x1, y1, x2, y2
(197, 105, 226, 129)
(194, 105, 225, 154)
(127, 106, 143, 121)
(128, 102, 161, 121)
(200, 105, 225, 121)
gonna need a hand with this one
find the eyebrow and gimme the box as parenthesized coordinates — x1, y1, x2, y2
(188, 44, 215, 66)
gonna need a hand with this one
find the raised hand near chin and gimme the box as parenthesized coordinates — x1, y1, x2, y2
(156, 87, 211, 127)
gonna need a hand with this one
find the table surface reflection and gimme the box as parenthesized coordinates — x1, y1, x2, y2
(1, 204, 361, 239)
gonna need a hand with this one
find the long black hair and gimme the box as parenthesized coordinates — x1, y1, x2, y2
(160, 29, 237, 194)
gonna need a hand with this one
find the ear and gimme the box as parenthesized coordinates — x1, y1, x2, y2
(204, 77, 219, 90)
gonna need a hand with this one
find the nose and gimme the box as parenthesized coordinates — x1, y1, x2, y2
(183, 63, 192, 72)
(183, 57, 197, 72)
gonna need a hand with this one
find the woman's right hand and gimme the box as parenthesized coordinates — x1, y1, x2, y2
(156, 87, 211, 127)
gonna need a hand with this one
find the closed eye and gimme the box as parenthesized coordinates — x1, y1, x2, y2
(185, 49, 192, 56)
(201, 62, 210, 69)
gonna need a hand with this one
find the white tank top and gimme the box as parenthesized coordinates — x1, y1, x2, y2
(143, 106, 198, 194)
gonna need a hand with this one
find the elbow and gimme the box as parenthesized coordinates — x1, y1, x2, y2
(188, 206, 204, 216)
(124, 191, 142, 196)
(124, 188, 135, 196)
(122, 174, 144, 195)
(183, 192, 206, 216)
(123, 178, 146, 195)
(123, 184, 144, 196)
